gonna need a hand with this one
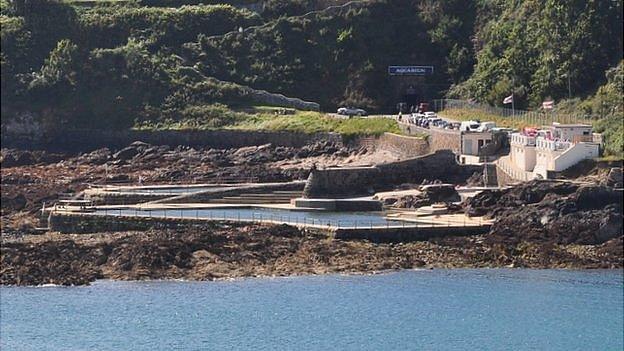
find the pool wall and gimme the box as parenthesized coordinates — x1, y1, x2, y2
(86, 182, 305, 206)
(333, 226, 489, 243)
(158, 182, 304, 204)
(48, 213, 489, 243)
(48, 212, 269, 234)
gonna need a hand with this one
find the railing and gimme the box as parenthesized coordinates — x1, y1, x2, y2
(536, 139, 571, 151)
(511, 134, 536, 146)
(64, 208, 489, 230)
(433, 99, 597, 126)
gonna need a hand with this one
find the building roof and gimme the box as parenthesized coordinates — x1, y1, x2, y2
(551, 122, 592, 128)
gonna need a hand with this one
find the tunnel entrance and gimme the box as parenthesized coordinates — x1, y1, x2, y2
(387, 65, 436, 113)
(391, 79, 429, 113)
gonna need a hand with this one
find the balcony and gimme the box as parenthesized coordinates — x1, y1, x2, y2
(510, 133, 536, 146)
(535, 138, 571, 151)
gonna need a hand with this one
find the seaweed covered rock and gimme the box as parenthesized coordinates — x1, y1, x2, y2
(464, 180, 579, 217)
(466, 181, 623, 245)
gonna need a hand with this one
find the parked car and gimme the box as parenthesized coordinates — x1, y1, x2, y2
(460, 120, 481, 132)
(337, 107, 367, 116)
(423, 111, 437, 118)
(436, 120, 449, 129)
(476, 121, 496, 132)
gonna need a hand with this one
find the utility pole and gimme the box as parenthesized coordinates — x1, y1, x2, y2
(567, 73, 572, 99)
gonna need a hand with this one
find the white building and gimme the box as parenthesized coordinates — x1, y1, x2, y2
(508, 123, 600, 179)
(461, 131, 494, 156)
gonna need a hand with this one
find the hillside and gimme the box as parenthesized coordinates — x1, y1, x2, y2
(0, 0, 622, 145)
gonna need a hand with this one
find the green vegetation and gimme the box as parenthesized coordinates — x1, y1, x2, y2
(451, 1, 622, 109)
(0, 0, 621, 147)
(194, 0, 476, 111)
(135, 105, 402, 137)
(589, 62, 623, 158)
(232, 112, 401, 137)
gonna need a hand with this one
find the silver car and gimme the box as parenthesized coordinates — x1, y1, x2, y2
(337, 107, 367, 116)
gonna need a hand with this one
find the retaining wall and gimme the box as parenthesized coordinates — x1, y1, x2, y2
(495, 164, 516, 186)
(375, 132, 429, 157)
(397, 123, 461, 153)
(303, 150, 482, 198)
(2, 129, 343, 152)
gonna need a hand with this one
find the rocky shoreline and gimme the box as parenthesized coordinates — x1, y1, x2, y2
(1, 143, 623, 286)
(1, 222, 622, 286)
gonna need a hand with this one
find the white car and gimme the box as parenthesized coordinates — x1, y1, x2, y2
(460, 120, 481, 132)
(337, 107, 367, 116)
(423, 111, 437, 118)
(476, 121, 496, 132)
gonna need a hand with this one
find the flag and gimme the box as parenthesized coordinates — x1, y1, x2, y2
(503, 94, 513, 104)
(542, 100, 554, 109)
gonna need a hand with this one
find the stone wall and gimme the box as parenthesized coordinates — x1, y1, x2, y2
(303, 166, 380, 198)
(2, 129, 343, 152)
(376, 150, 478, 185)
(427, 129, 461, 153)
(375, 133, 429, 158)
(303, 150, 482, 198)
(396, 122, 461, 153)
(495, 164, 516, 186)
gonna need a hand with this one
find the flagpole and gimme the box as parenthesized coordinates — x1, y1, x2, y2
(511, 77, 515, 118)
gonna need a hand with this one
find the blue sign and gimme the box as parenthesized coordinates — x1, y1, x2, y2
(388, 66, 434, 76)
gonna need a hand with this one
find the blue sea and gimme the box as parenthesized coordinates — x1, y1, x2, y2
(1, 269, 622, 351)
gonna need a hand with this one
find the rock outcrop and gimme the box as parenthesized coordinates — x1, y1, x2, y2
(464, 180, 623, 245)
(2, 221, 621, 286)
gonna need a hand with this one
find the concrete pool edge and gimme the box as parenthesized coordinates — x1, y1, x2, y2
(48, 211, 492, 243)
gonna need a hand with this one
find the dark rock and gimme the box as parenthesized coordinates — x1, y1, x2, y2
(78, 148, 110, 165)
(468, 180, 624, 245)
(113, 147, 139, 161)
(573, 185, 623, 210)
(1, 194, 27, 211)
(392, 184, 460, 209)
(604, 167, 623, 188)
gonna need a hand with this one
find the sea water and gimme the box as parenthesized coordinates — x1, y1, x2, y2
(1, 269, 622, 350)
(101, 207, 407, 228)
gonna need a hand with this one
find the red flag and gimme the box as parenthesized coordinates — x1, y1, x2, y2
(542, 100, 554, 109)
